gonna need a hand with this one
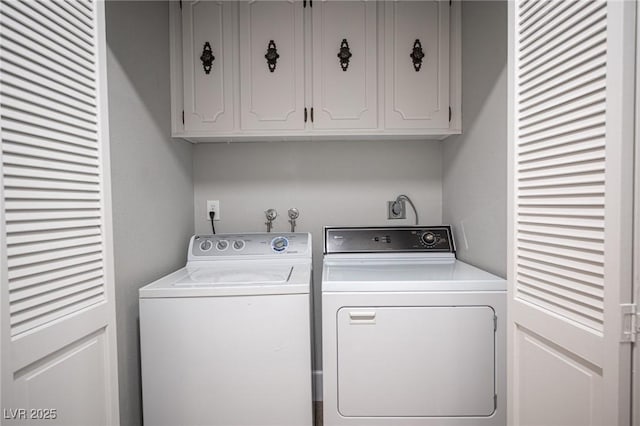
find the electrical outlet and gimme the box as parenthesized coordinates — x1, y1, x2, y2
(387, 200, 406, 219)
(206, 200, 220, 221)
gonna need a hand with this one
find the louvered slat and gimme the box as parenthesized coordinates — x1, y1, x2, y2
(4, 177, 99, 192)
(3, 130, 98, 160)
(8, 243, 103, 269)
(14, 0, 94, 47)
(2, 84, 98, 125)
(0, 48, 95, 99)
(4, 138, 99, 166)
(515, 0, 607, 332)
(5, 200, 101, 212)
(519, 88, 605, 128)
(518, 160, 605, 180)
(517, 263, 604, 298)
(518, 232, 604, 257)
(65, 0, 93, 16)
(2, 107, 99, 141)
(518, 257, 604, 289)
(51, 0, 94, 30)
(1, 2, 94, 68)
(520, 4, 605, 69)
(8, 259, 103, 290)
(7, 235, 103, 257)
(517, 274, 603, 313)
(519, 137, 604, 162)
(10, 277, 103, 315)
(2, 73, 96, 117)
(519, 1, 556, 37)
(518, 172, 604, 189)
(519, 82, 606, 126)
(4, 189, 101, 201)
(1, 61, 96, 107)
(517, 223, 604, 241)
(74, 0, 93, 14)
(1, 0, 105, 336)
(0, 31, 94, 89)
(7, 251, 103, 281)
(4, 165, 100, 183)
(519, 2, 596, 55)
(6, 218, 103, 235)
(519, 184, 605, 197)
(9, 268, 103, 302)
(9, 278, 103, 315)
(9, 289, 104, 336)
(2, 97, 98, 137)
(516, 283, 603, 330)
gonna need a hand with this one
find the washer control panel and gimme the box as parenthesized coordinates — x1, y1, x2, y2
(191, 233, 310, 258)
(324, 226, 455, 254)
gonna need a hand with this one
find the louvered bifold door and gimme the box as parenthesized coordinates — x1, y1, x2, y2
(507, 1, 635, 425)
(0, 1, 120, 424)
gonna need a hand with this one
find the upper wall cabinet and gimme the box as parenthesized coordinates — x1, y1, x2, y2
(239, 1, 305, 130)
(170, 1, 461, 142)
(311, 1, 378, 130)
(384, 1, 449, 129)
(181, 1, 235, 132)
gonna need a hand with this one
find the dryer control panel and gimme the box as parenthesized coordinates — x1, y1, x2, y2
(190, 233, 311, 259)
(324, 226, 455, 254)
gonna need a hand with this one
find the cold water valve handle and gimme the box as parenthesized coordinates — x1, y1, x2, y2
(288, 208, 299, 232)
(265, 209, 278, 233)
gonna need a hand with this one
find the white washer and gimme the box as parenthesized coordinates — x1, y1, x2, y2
(322, 226, 506, 426)
(139, 233, 313, 426)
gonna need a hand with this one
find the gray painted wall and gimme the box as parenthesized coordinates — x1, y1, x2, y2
(443, 1, 507, 278)
(106, 3, 194, 425)
(193, 140, 443, 370)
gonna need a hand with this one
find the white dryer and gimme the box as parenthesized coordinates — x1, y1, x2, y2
(139, 233, 313, 426)
(322, 226, 506, 426)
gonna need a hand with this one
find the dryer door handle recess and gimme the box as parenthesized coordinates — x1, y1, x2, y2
(349, 311, 377, 324)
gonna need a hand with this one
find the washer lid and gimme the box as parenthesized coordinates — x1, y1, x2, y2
(179, 265, 293, 285)
(322, 259, 505, 292)
(139, 261, 311, 298)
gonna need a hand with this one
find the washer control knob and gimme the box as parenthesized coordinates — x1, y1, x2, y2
(271, 236, 289, 252)
(233, 240, 245, 251)
(216, 239, 229, 251)
(421, 232, 437, 246)
(199, 240, 213, 251)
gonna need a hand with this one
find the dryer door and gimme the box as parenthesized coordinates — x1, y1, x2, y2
(337, 306, 496, 417)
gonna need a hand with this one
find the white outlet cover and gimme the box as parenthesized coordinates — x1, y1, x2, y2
(206, 200, 220, 221)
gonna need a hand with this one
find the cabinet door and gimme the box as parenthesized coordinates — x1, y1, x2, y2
(384, 1, 449, 129)
(239, 1, 305, 131)
(311, 1, 377, 130)
(182, 1, 235, 132)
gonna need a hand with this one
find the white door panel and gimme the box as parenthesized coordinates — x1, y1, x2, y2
(12, 331, 110, 426)
(508, 1, 635, 425)
(514, 327, 602, 426)
(0, 1, 119, 424)
(239, 1, 305, 130)
(311, 1, 377, 130)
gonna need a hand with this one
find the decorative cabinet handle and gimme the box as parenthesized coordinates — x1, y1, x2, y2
(337, 38, 352, 71)
(265, 40, 279, 72)
(410, 39, 425, 72)
(200, 42, 215, 74)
